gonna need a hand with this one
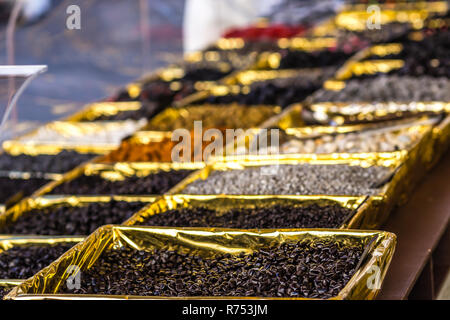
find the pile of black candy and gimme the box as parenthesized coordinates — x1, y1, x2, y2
(0, 200, 148, 236)
(60, 239, 365, 299)
(0, 244, 74, 279)
(0, 151, 99, 174)
(0, 177, 51, 204)
(137, 203, 353, 229)
(48, 170, 193, 195)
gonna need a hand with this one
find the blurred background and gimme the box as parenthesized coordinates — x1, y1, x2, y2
(0, 0, 186, 127)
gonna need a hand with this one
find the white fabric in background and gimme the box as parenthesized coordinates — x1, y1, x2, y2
(22, 0, 52, 22)
(183, 0, 282, 53)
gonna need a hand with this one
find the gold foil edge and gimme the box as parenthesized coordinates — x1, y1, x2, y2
(5, 226, 397, 300)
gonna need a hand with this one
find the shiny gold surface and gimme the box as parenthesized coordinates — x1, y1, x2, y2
(335, 60, 405, 81)
(184, 50, 258, 70)
(3, 121, 146, 151)
(2, 141, 114, 156)
(323, 80, 346, 91)
(214, 35, 337, 53)
(0, 171, 62, 181)
(0, 236, 84, 287)
(0, 235, 84, 254)
(311, 2, 447, 36)
(225, 68, 326, 86)
(428, 114, 450, 170)
(0, 280, 23, 298)
(170, 152, 406, 195)
(0, 196, 157, 233)
(366, 44, 403, 59)
(276, 37, 337, 50)
(67, 102, 142, 122)
(144, 105, 281, 131)
(170, 150, 427, 229)
(215, 38, 246, 50)
(5, 226, 396, 300)
(343, 1, 448, 14)
(4, 2, 447, 299)
(277, 110, 438, 138)
(310, 18, 339, 37)
(336, 10, 429, 31)
(306, 102, 450, 125)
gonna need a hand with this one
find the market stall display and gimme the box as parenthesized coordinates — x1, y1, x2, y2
(1, 1, 449, 301)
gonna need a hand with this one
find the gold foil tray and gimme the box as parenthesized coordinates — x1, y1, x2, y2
(0, 196, 157, 233)
(232, 116, 435, 183)
(276, 37, 337, 51)
(223, 68, 330, 86)
(123, 194, 377, 229)
(170, 151, 423, 228)
(0, 235, 84, 286)
(255, 48, 335, 71)
(3, 121, 147, 152)
(125, 131, 173, 144)
(184, 49, 258, 71)
(361, 43, 403, 60)
(0, 174, 60, 210)
(2, 141, 116, 156)
(428, 114, 450, 170)
(286, 113, 434, 139)
(5, 226, 396, 300)
(335, 9, 430, 31)
(137, 61, 233, 84)
(335, 60, 404, 81)
(0, 280, 23, 299)
(32, 162, 205, 198)
(143, 105, 281, 131)
(304, 101, 450, 126)
(66, 102, 143, 122)
(213, 37, 336, 53)
(266, 103, 440, 134)
(170, 152, 405, 195)
(342, 2, 448, 14)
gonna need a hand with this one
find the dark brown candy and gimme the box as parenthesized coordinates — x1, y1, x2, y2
(48, 170, 193, 195)
(0, 151, 99, 174)
(278, 49, 353, 69)
(0, 244, 74, 279)
(0, 200, 148, 236)
(137, 204, 353, 229)
(0, 177, 51, 204)
(60, 239, 365, 299)
(201, 80, 323, 109)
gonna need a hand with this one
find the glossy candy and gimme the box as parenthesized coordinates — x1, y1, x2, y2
(59, 239, 364, 299)
(0, 245, 74, 279)
(0, 200, 148, 236)
(136, 204, 353, 229)
(49, 170, 194, 195)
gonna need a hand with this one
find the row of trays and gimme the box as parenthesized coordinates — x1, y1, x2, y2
(0, 128, 446, 300)
(1, 5, 449, 300)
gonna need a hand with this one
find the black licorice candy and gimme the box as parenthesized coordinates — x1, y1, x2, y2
(0, 200, 148, 236)
(136, 204, 354, 229)
(49, 170, 194, 195)
(0, 244, 74, 279)
(60, 239, 364, 299)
